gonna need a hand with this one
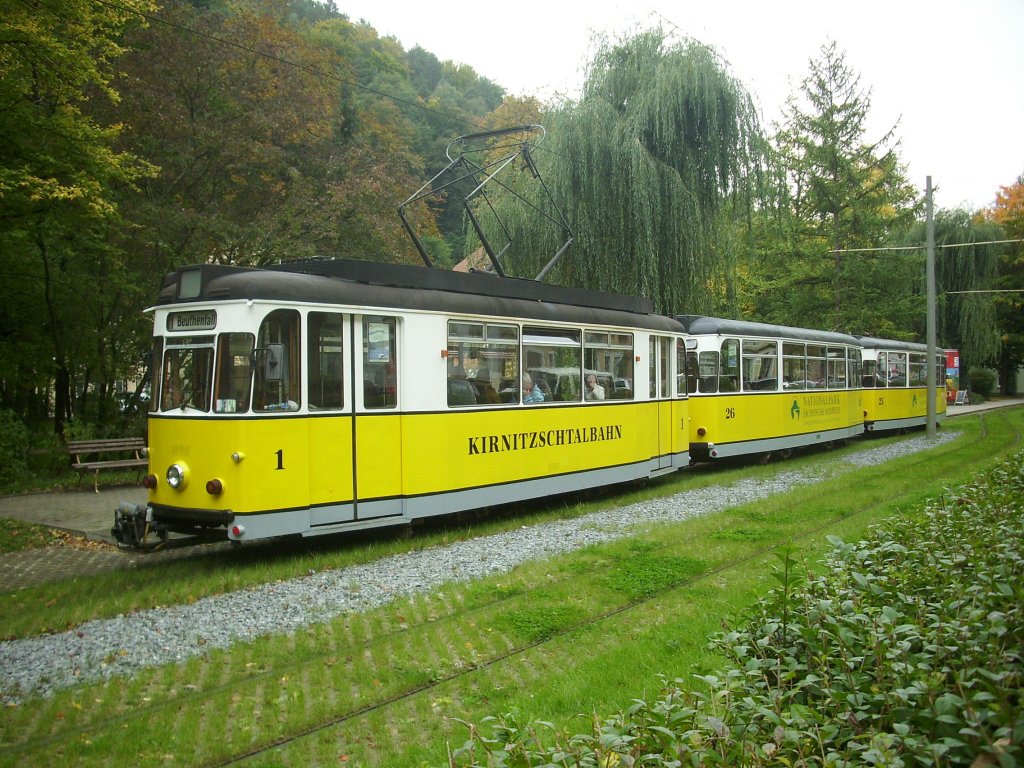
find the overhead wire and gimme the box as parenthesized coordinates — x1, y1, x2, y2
(829, 238, 1023, 255)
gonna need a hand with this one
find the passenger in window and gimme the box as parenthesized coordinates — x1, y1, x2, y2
(448, 357, 467, 379)
(585, 374, 605, 401)
(522, 373, 545, 403)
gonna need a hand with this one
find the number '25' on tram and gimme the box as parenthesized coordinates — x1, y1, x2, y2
(144, 260, 689, 543)
(857, 336, 947, 432)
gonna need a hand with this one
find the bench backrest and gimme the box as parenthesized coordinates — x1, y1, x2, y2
(68, 438, 146, 454)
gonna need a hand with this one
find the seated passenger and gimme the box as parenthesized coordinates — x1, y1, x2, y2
(448, 358, 467, 379)
(522, 373, 544, 403)
(585, 374, 605, 400)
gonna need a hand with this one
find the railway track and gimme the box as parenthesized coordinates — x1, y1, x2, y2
(2, 411, 1020, 768)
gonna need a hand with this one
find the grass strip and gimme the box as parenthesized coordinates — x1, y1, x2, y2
(0, 409, 1020, 767)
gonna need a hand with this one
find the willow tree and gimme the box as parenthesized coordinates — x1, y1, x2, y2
(472, 28, 763, 314)
(920, 210, 1002, 370)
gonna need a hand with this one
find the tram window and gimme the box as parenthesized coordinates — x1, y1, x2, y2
(447, 321, 517, 407)
(887, 352, 908, 387)
(719, 338, 739, 392)
(676, 338, 691, 397)
(363, 316, 397, 409)
(649, 338, 656, 398)
(848, 348, 862, 388)
(584, 331, 632, 401)
(862, 359, 877, 388)
(742, 339, 778, 391)
(783, 342, 806, 390)
(448, 322, 484, 340)
(150, 337, 163, 412)
(524, 326, 581, 402)
(694, 351, 718, 393)
(876, 352, 888, 387)
(806, 344, 827, 389)
(827, 346, 847, 389)
(161, 337, 215, 412)
(683, 345, 698, 395)
(910, 354, 928, 386)
(213, 333, 254, 413)
(254, 309, 301, 412)
(308, 312, 344, 410)
(647, 336, 670, 398)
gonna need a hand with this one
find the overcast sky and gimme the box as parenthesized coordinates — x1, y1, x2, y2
(335, 0, 1024, 212)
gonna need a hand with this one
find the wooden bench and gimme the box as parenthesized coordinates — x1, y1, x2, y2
(68, 438, 148, 492)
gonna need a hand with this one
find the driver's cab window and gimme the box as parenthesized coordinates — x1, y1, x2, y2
(363, 316, 397, 409)
(719, 338, 739, 392)
(254, 309, 301, 412)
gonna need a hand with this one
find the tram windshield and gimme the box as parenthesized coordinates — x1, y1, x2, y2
(213, 333, 254, 413)
(160, 336, 215, 412)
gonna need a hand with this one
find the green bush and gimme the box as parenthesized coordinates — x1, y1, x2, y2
(447, 452, 1024, 767)
(969, 368, 998, 399)
(0, 409, 30, 485)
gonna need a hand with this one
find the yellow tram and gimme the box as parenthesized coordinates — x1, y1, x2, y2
(117, 260, 689, 546)
(858, 337, 947, 432)
(677, 316, 865, 462)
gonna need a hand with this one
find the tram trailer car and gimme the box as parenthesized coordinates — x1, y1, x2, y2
(858, 337, 946, 432)
(114, 259, 691, 548)
(677, 316, 865, 462)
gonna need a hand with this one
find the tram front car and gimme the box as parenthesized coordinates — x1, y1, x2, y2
(114, 259, 689, 548)
(114, 264, 311, 547)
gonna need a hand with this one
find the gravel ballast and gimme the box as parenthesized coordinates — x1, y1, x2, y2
(0, 432, 958, 703)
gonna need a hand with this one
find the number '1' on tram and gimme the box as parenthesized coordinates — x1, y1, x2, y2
(123, 259, 689, 547)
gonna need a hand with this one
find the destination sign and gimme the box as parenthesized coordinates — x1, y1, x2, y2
(167, 310, 217, 332)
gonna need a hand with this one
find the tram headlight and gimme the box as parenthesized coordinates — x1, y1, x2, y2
(166, 463, 188, 490)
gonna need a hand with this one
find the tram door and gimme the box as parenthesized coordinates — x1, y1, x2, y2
(649, 336, 674, 471)
(306, 311, 355, 525)
(352, 315, 404, 520)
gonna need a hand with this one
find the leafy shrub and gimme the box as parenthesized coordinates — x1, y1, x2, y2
(0, 409, 30, 485)
(447, 452, 1024, 767)
(26, 432, 71, 476)
(969, 368, 998, 399)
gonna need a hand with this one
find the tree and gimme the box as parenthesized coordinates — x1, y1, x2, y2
(746, 42, 919, 332)
(900, 209, 1002, 372)
(985, 175, 1024, 392)
(0, 0, 156, 431)
(470, 28, 763, 315)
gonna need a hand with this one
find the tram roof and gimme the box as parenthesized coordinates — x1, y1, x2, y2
(156, 259, 684, 333)
(676, 315, 860, 346)
(855, 336, 931, 353)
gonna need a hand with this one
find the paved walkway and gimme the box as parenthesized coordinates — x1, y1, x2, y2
(1, 398, 1020, 592)
(945, 397, 1024, 416)
(0, 485, 227, 590)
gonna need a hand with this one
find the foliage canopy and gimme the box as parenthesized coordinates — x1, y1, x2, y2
(477, 29, 764, 315)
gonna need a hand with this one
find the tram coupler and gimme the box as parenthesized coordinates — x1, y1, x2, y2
(112, 502, 169, 551)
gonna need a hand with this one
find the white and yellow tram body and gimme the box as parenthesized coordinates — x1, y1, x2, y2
(143, 260, 689, 543)
(857, 337, 946, 432)
(677, 316, 864, 461)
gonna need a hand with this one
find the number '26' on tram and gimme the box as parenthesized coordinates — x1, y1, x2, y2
(677, 316, 866, 461)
